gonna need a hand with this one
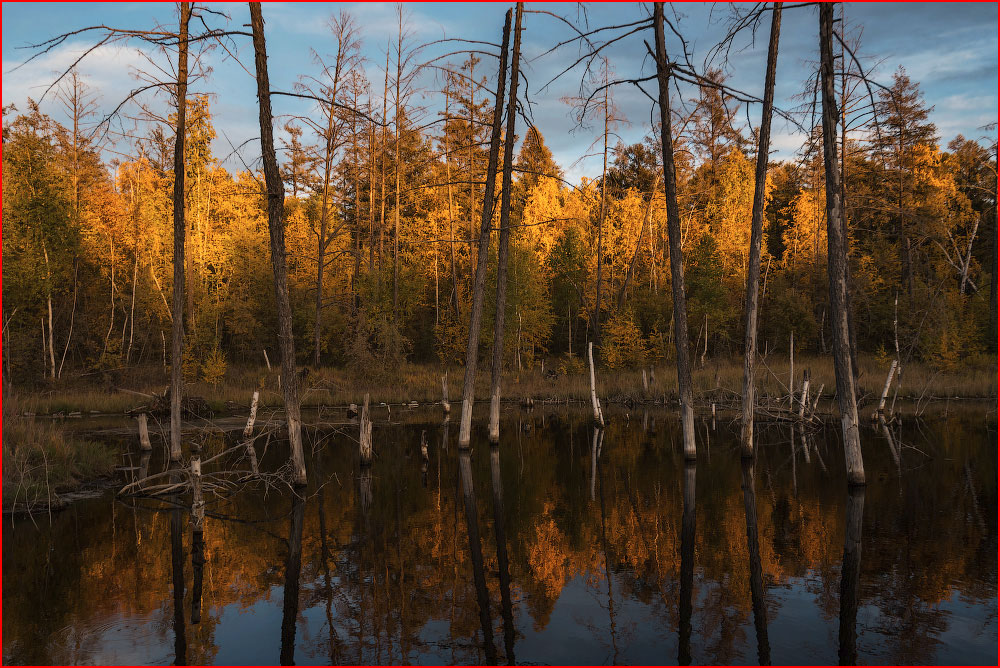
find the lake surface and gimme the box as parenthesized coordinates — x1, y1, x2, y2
(3, 404, 996, 665)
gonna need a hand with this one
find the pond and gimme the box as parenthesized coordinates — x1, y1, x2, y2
(2, 404, 996, 665)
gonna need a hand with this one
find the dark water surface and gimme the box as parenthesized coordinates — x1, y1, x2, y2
(3, 405, 996, 665)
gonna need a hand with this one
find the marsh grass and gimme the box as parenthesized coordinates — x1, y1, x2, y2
(11, 353, 995, 416)
(2, 394, 118, 512)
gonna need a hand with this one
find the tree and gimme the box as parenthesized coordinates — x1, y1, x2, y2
(741, 2, 782, 457)
(458, 9, 510, 449)
(820, 3, 864, 486)
(250, 2, 307, 486)
(653, 2, 696, 460)
(489, 2, 524, 442)
(169, 2, 192, 463)
(872, 67, 937, 299)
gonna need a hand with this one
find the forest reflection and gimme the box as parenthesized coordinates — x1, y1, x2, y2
(2, 407, 995, 665)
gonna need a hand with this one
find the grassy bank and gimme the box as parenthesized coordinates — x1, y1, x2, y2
(8, 353, 995, 417)
(2, 395, 118, 513)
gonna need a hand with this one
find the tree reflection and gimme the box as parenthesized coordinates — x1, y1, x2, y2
(169, 463, 187, 666)
(280, 492, 306, 665)
(838, 485, 864, 665)
(741, 458, 770, 665)
(459, 447, 497, 663)
(679, 462, 696, 665)
(490, 443, 516, 664)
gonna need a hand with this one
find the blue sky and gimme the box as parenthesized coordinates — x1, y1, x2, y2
(3, 2, 996, 182)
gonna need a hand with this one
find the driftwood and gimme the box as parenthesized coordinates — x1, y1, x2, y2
(128, 388, 212, 419)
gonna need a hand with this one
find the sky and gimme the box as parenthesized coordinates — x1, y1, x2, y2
(2, 2, 996, 183)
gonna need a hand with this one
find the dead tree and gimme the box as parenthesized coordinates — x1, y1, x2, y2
(740, 2, 782, 458)
(250, 3, 307, 486)
(458, 10, 511, 449)
(653, 3, 696, 460)
(820, 3, 864, 485)
(170, 3, 193, 463)
(489, 2, 524, 444)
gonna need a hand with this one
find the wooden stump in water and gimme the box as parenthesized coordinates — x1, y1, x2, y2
(137, 413, 152, 451)
(798, 369, 811, 419)
(244, 390, 259, 438)
(190, 456, 204, 532)
(588, 342, 604, 426)
(359, 393, 373, 466)
(877, 359, 898, 416)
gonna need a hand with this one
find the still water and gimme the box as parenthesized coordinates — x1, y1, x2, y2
(3, 405, 996, 665)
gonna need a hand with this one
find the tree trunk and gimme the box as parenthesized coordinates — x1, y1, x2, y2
(170, 3, 192, 463)
(393, 22, 403, 322)
(594, 80, 610, 348)
(457, 10, 511, 448)
(820, 3, 864, 485)
(250, 3, 307, 486)
(444, 88, 461, 316)
(740, 2, 781, 457)
(41, 241, 56, 378)
(653, 4, 696, 460)
(488, 2, 523, 444)
(58, 257, 79, 378)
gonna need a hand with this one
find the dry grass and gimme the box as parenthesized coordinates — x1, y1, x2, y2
(10, 353, 995, 417)
(2, 394, 118, 512)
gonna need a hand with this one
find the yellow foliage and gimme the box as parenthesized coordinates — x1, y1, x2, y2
(201, 346, 228, 386)
(601, 313, 649, 368)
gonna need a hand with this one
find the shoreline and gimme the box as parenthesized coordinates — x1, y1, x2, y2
(6, 354, 995, 418)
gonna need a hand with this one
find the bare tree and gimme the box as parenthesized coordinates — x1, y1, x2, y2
(458, 9, 511, 449)
(652, 3, 696, 460)
(488, 2, 523, 443)
(250, 3, 307, 486)
(169, 2, 193, 463)
(296, 12, 362, 367)
(740, 3, 782, 458)
(820, 3, 864, 485)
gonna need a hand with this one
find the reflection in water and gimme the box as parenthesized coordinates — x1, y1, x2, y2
(138, 451, 152, 482)
(838, 485, 865, 665)
(280, 493, 306, 665)
(459, 447, 497, 663)
(2, 408, 996, 666)
(489, 444, 516, 665)
(741, 458, 771, 665)
(191, 529, 205, 624)
(316, 473, 341, 664)
(168, 463, 187, 666)
(596, 429, 619, 663)
(679, 462, 696, 666)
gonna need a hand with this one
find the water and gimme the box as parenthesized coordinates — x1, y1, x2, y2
(3, 405, 996, 665)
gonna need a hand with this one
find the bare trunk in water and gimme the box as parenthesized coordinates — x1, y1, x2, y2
(489, 2, 523, 443)
(250, 3, 307, 485)
(653, 3, 695, 459)
(741, 3, 782, 457)
(170, 3, 192, 463)
(458, 10, 511, 448)
(820, 3, 864, 485)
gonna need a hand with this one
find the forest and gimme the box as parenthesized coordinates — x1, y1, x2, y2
(3, 4, 995, 386)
